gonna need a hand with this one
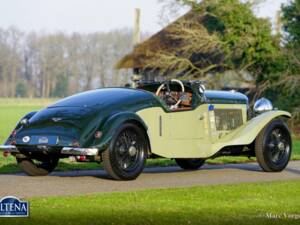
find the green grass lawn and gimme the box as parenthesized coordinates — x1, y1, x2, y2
(1, 180, 300, 225)
(0, 98, 299, 174)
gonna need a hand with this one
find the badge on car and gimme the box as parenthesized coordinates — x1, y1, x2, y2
(22, 136, 30, 143)
(52, 117, 62, 122)
(38, 137, 48, 144)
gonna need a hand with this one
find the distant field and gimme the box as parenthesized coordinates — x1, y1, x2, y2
(0, 98, 299, 174)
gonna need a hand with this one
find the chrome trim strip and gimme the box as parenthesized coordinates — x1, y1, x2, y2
(159, 115, 162, 137)
(0, 145, 20, 153)
(61, 147, 98, 156)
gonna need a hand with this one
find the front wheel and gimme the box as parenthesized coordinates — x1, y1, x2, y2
(255, 119, 292, 172)
(16, 156, 59, 176)
(175, 158, 205, 170)
(101, 123, 148, 180)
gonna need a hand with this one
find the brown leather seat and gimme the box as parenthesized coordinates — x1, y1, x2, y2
(180, 92, 192, 107)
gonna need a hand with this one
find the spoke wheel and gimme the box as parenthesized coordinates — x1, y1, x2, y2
(266, 128, 290, 165)
(101, 123, 148, 180)
(114, 129, 144, 172)
(17, 156, 59, 176)
(255, 119, 292, 172)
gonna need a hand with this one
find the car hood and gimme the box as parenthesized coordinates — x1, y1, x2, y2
(204, 91, 248, 105)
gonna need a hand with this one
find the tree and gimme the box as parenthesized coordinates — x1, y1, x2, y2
(15, 81, 28, 97)
(0, 27, 23, 97)
(51, 74, 68, 97)
(150, 0, 279, 91)
(279, 0, 300, 130)
(0, 27, 135, 98)
(280, 1, 300, 95)
(282, 0, 300, 47)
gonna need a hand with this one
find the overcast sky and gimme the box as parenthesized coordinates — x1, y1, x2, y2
(0, 0, 290, 34)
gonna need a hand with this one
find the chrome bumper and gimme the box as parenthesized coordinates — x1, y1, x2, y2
(61, 147, 98, 156)
(0, 145, 20, 153)
(0, 145, 98, 156)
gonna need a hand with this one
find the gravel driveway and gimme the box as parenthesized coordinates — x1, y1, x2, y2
(0, 161, 300, 198)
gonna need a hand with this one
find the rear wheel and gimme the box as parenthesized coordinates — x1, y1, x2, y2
(101, 123, 148, 180)
(175, 158, 205, 170)
(16, 156, 59, 176)
(255, 119, 292, 172)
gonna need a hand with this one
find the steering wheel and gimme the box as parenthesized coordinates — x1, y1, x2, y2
(156, 79, 185, 110)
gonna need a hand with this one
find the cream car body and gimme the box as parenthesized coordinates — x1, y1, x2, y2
(138, 105, 290, 158)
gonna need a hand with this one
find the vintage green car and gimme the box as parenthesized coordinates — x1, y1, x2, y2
(0, 79, 292, 180)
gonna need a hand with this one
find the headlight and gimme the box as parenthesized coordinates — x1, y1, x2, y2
(253, 98, 273, 114)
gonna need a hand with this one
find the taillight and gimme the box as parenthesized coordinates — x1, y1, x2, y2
(76, 156, 86, 162)
(11, 130, 17, 137)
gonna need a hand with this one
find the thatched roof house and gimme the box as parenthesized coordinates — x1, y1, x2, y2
(115, 21, 184, 70)
(115, 12, 199, 70)
(116, 10, 254, 91)
(116, 10, 223, 78)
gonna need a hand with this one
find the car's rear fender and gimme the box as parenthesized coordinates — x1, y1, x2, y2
(16, 111, 38, 129)
(4, 111, 38, 145)
(213, 110, 292, 151)
(93, 112, 148, 152)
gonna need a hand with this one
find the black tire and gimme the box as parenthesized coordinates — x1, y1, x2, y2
(16, 157, 59, 176)
(175, 158, 205, 170)
(255, 119, 292, 172)
(101, 123, 148, 180)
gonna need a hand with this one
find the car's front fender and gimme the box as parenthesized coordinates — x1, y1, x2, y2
(215, 110, 291, 148)
(93, 111, 148, 151)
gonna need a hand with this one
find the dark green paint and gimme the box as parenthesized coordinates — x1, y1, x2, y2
(11, 88, 161, 151)
(204, 91, 249, 105)
(92, 112, 148, 150)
